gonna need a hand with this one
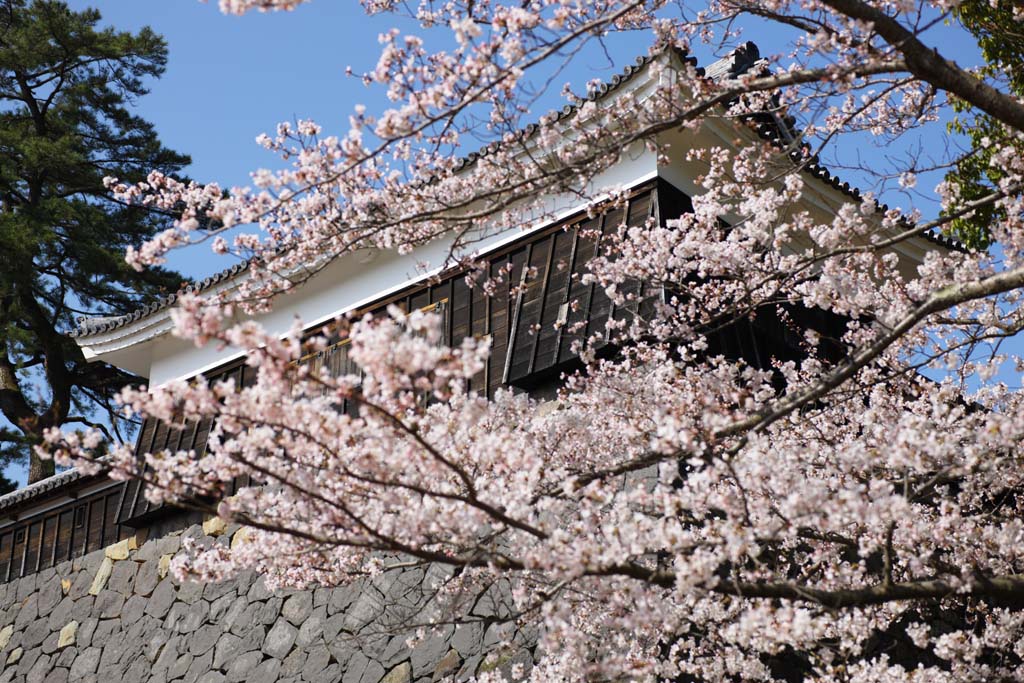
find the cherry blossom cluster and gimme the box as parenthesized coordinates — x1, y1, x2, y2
(47, 0, 1024, 680)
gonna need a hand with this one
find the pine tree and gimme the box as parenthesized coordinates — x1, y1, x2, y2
(0, 0, 189, 486)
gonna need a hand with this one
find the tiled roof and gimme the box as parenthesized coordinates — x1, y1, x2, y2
(71, 41, 961, 342)
(0, 466, 103, 516)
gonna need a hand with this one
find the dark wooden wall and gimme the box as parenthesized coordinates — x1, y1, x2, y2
(0, 485, 131, 582)
(0, 178, 850, 583)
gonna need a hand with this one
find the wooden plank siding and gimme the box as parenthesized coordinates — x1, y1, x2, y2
(0, 178, 855, 584)
(0, 485, 129, 583)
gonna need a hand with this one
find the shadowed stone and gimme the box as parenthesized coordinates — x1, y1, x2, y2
(262, 619, 297, 659)
(167, 651, 192, 680)
(250, 657, 281, 683)
(107, 560, 137, 595)
(360, 659, 385, 683)
(43, 668, 68, 683)
(121, 594, 147, 626)
(212, 633, 246, 670)
(188, 625, 221, 656)
(22, 619, 49, 648)
(433, 649, 461, 681)
(93, 590, 124, 619)
(225, 650, 262, 682)
(14, 594, 39, 629)
(37, 578, 63, 615)
(282, 592, 312, 625)
(69, 646, 100, 679)
(25, 652, 50, 683)
(281, 648, 306, 678)
(146, 579, 176, 619)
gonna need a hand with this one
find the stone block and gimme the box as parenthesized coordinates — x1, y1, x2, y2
(281, 648, 306, 678)
(433, 649, 461, 681)
(382, 662, 412, 683)
(158, 554, 172, 580)
(145, 579, 176, 619)
(197, 672, 225, 683)
(6, 646, 22, 664)
(301, 645, 331, 680)
(0, 624, 14, 650)
(25, 652, 49, 683)
(87, 558, 113, 596)
(68, 646, 100, 679)
(202, 516, 227, 537)
(57, 621, 77, 649)
(121, 595, 147, 627)
(14, 594, 39, 629)
(262, 619, 297, 659)
(22, 619, 49, 649)
(249, 657, 281, 683)
(187, 624, 221, 656)
(76, 619, 97, 649)
(43, 668, 68, 683)
(184, 650, 213, 683)
(106, 560, 137, 594)
(104, 539, 132, 561)
(281, 592, 312, 625)
(92, 590, 124, 619)
(360, 659, 385, 683)
(225, 650, 263, 682)
(37, 577, 63, 615)
(168, 652, 192, 681)
(212, 633, 244, 670)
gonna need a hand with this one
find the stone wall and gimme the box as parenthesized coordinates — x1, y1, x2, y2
(0, 519, 534, 683)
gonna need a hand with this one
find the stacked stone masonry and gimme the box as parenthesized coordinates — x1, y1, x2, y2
(0, 521, 534, 683)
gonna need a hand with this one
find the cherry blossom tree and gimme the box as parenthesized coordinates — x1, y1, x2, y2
(41, 0, 1024, 680)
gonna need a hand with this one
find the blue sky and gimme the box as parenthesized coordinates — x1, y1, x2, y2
(5, 2, 990, 486)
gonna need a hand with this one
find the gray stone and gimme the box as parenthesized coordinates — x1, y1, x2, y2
(169, 599, 209, 634)
(69, 596, 94, 623)
(196, 672, 225, 683)
(144, 630, 170, 663)
(175, 579, 204, 605)
(183, 650, 212, 683)
(219, 596, 249, 633)
(106, 561, 137, 594)
(92, 590, 124, 619)
(69, 646, 101, 679)
(249, 658, 281, 683)
(342, 592, 382, 633)
(483, 622, 515, 649)
(54, 646, 76, 669)
(43, 668, 68, 683)
(301, 645, 330, 680)
(26, 654, 50, 683)
(360, 659, 385, 683)
(37, 578, 63, 615)
(313, 587, 330, 608)
(227, 603, 258, 637)
(342, 651, 371, 683)
(212, 634, 246, 670)
(203, 576, 237, 602)
(207, 593, 234, 623)
(66, 571, 92, 601)
(22, 618, 50, 649)
(121, 594, 147, 627)
(187, 625, 221, 656)
(76, 619, 97, 650)
(16, 646, 43, 677)
(224, 650, 263, 682)
(146, 580, 176, 619)
(14, 593, 39, 629)
(125, 656, 153, 680)
(152, 634, 181, 676)
(262, 619, 297, 659)
(451, 622, 483, 656)
(296, 611, 323, 648)
(281, 592, 313, 625)
(99, 634, 130, 669)
(328, 583, 358, 615)
(93, 619, 120, 644)
(322, 613, 346, 644)
(16, 573, 37, 600)
(246, 577, 272, 602)
(134, 559, 160, 597)
(281, 648, 306, 678)
(411, 631, 454, 678)
(168, 652, 192, 680)
(256, 597, 282, 625)
(312, 664, 342, 683)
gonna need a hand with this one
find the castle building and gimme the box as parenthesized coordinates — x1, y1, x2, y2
(0, 45, 950, 683)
